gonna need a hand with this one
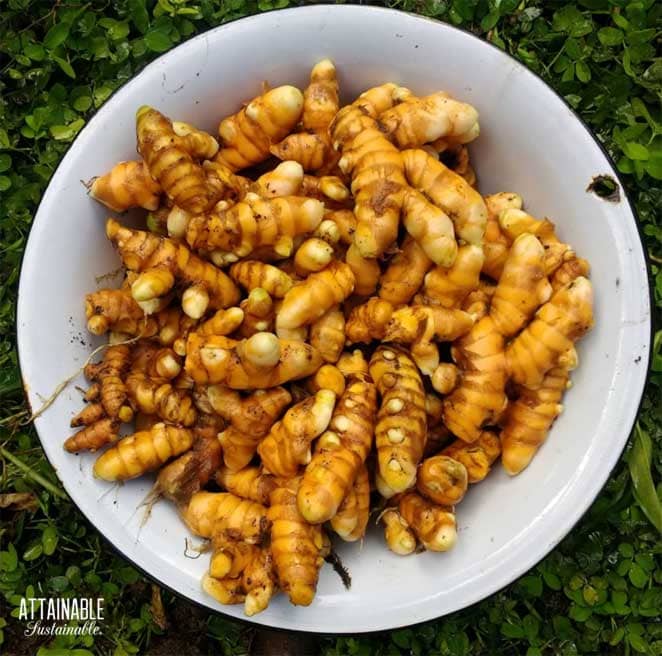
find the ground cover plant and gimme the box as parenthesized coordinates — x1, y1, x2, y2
(0, 0, 660, 654)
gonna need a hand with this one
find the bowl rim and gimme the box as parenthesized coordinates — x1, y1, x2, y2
(15, 4, 653, 635)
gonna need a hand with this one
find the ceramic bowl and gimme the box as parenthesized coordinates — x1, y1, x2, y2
(17, 5, 651, 633)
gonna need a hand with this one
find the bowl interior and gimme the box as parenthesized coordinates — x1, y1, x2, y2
(17, 6, 650, 633)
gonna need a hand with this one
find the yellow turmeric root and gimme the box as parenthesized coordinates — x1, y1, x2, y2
(309, 307, 345, 363)
(506, 277, 594, 389)
(345, 244, 381, 297)
(136, 107, 224, 214)
(106, 219, 240, 309)
(197, 307, 245, 337)
(381, 509, 416, 555)
(64, 418, 119, 453)
(276, 261, 355, 333)
(268, 478, 325, 606)
(490, 233, 552, 337)
(270, 133, 329, 172)
(383, 305, 475, 374)
(337, 350, 369, 378)
(185, 193, 324, 260)
(93, 423, 193, 481)
(297, 376, 377, 523)
(499, 209, 574, 275)
(238, 289, 275, 337)
(70, 402, 105, 428)
(258, 390, 336, 478)
(501, 367, 569, 475)
(229, 260, 293, 298)
(422, 244, 484, 309)
(216, 85, 304, 171)
(329, 463, 370, 541)
(215, 466, 278, 506)
(208, 385, 292, 471)
(301, 176, 351, 205)
(550, 256, 590, 293)
(417, 455, 468, 506)
(324, 209, 356, 245)
(84, 344, 132, 420)
(346, 297, 394, 344)
(369, 346, 427, 495)
(442, 430, 501, 483)
(379, 91, 479, 149)
(294, 238, 335, 276)
(85, 289, 156, 337)
(89, 160, 161, 212)
(185, 332, 322, 388)
(184, 491, 268, 542)
(482, 192, 522, 280)
(171, 120, 219, 159)
(251, 160, 304, 198)
(398, 492, 457, 552)
(306, 364, 345, 397)
(431, 363, 459, 395)
(125, 371, 197, 426)
(402, 149, 487, 245)
(442, 316, 507, 443)
(402, 189, 457, 267)
(378, 236, 433, 306)
(303, 59, 340, 137)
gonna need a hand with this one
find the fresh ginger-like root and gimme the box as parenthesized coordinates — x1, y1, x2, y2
(422, 244, 484, 309)
(309, 307, 345, 363)
(93, 423, 194, 481)
(346, 297, 394, 344)
(379, 91, 479, 149)
(417, 455, 468, 506)
(402, 149, 487, 246)
(402, 189, 457, 267)
(276, 261, 355, 332)
(202, 574, 245, 605)
(307, 364, 346, 397)
(325, 209, 356, 245)
(186, 193, 324, 259)
(383, 305, 475, 374)
(268, 478, 325, 606)
(151, 434, 223, 507)
(550, 256, 590, 293)
(381, 509, 416, 555)
(270, 133, 328, 172)
(482, 192, 522, 280)
(153, 307, 198, 355)
(125, 372, 197, 426)
(298, 376, 377, 523)
(431, 363, 460, 395)
(215, 466, 278, 506)
(303, 58, 340, 137)
(499, 209, 573, 275)
(501, 367, 569, 475)
(345, 244, 381, 297)
(210, 537, 259, 580)
(64, 418, 119, 453)
(490, 233, 552, 337)
(506, 277, 593, 389)
(216, 85, 304, 171)
(89, 160, 161, 212)
(294, 238, 335, 276)
(442, 430, 501, 483)
(442, 316, 507, 443)
(197, 307, 245, 337)
(239, 289, 275, 337)
(258, 390, 336, 478)
(84, 344, 132, 420)
(398, 492, 457, 552)
(251, 160, 304, 198)
(378, 236, 433, 306)
(301, 175, 351, 205)
(85, 289, 156, 337)
(136, 107, 224, 214)
(242, 545, 276, 616)
(460, 284, 493, 321)
(171, 120, 220, 159)
(184, 491, 269, 542)
(209, 385, 292, 471)
(329, 463, 370, 541)
(369, 346, 427, 495)
(106, 219, 240, 309)
(230, 260, 294, 298)
(70, 402, 105, 428)
(129, 342, 182, 380)
(337, 350, 369, 378)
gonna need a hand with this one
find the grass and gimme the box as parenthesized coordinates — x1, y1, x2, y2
(0, 0, 661, 654)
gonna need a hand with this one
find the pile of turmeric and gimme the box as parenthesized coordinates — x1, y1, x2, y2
(68, 58, 595, 616)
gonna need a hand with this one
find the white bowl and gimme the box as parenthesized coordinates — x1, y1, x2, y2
(17, 5, 651, 633)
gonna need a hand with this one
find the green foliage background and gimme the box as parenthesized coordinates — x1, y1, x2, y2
(0, 0, 661, 654)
